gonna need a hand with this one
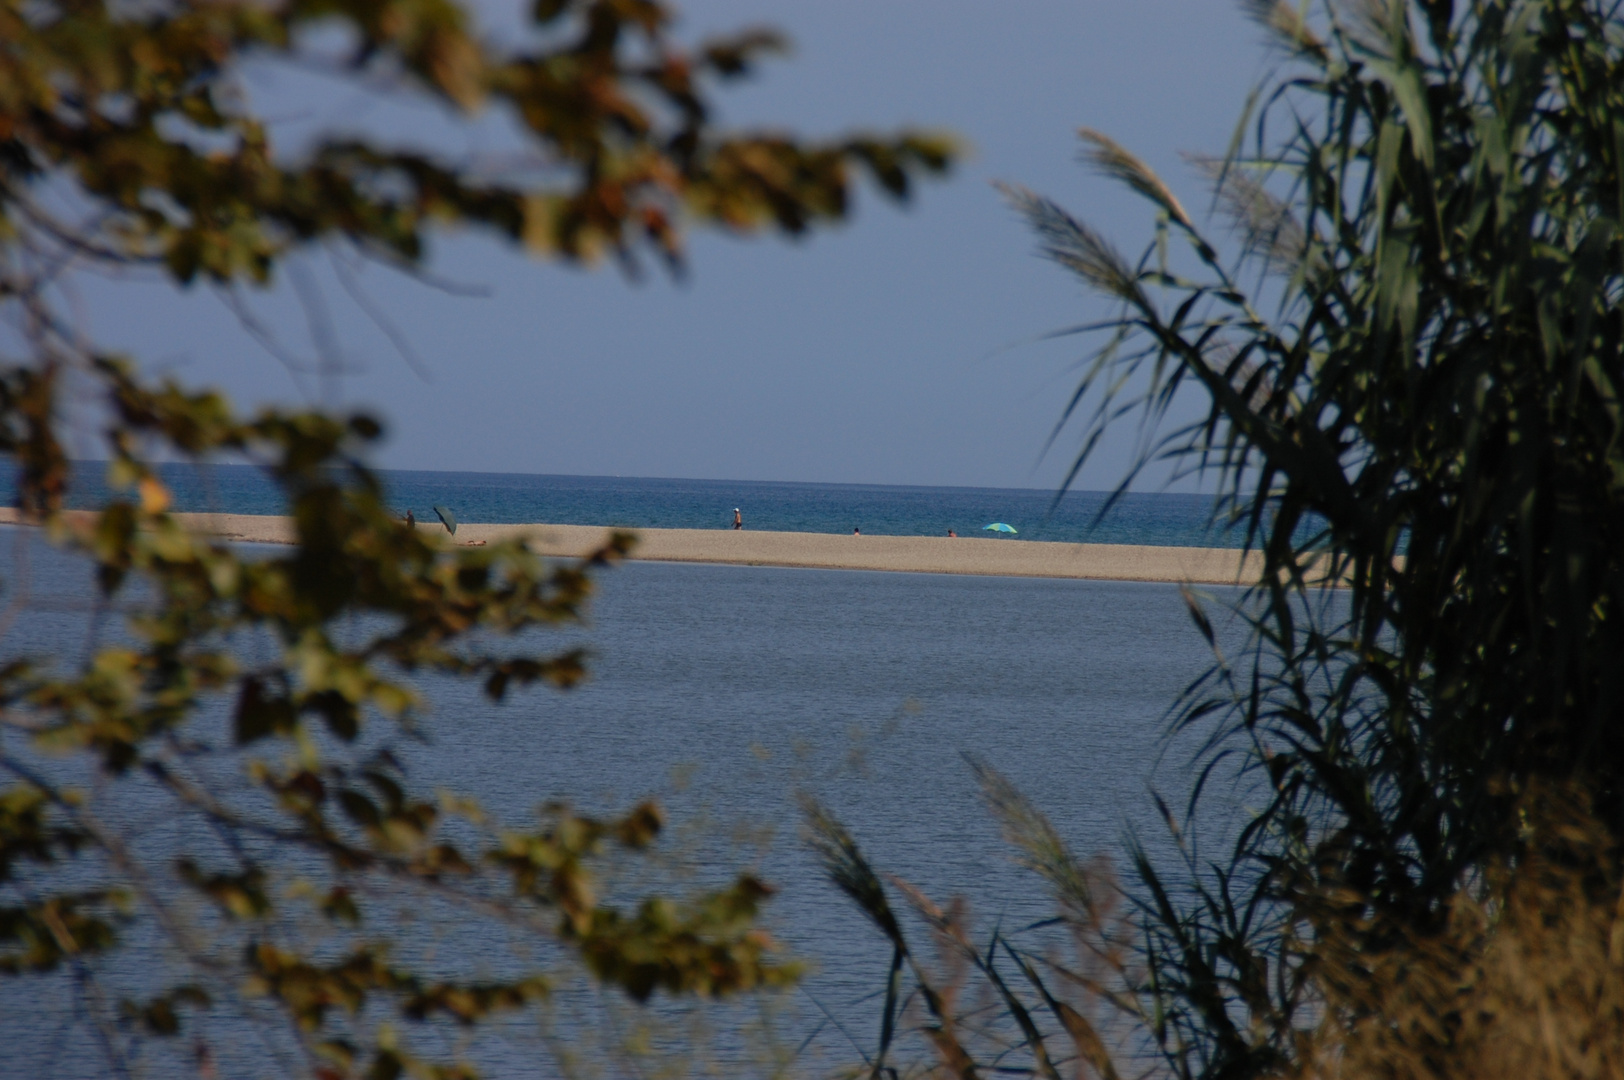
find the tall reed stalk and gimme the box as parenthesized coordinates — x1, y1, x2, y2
(816, 3, 1624, 1077)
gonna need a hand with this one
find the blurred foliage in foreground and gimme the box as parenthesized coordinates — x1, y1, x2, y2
(815, 2, 1624, 1079)
(0, 0, 952, 1074)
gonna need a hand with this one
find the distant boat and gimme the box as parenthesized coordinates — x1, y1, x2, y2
(983, 522, 1017, 534)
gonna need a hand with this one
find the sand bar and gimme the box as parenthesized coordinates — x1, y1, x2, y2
(0, 508, 1264, 585)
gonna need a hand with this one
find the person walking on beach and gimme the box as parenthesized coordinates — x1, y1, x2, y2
(733, 508, 743, 530)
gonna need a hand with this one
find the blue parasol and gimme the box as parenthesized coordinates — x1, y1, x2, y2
(433, 505, 458, 535)
(983, 522, 1017, 534)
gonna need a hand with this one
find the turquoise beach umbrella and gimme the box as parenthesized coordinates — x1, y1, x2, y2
(433, 505, 458, 535)
(983, 522, 1017, 534)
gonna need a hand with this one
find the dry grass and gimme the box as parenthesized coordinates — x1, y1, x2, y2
(1294, 793, 1624, 1080)
(818, 776, 1624, 1080)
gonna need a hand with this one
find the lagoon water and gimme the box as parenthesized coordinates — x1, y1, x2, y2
(0, 478, 1261, 1077)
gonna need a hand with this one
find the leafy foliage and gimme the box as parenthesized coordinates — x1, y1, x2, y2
(0, 0, 954, 1074)
(0, 0, 953, 281)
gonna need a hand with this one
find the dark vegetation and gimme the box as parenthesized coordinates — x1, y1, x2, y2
(0, 0, 950, 1074)
(813, 1, 1624, 1077)
(4, 0, 1623, 1078)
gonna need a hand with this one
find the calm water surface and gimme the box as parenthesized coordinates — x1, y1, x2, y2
(0, 531, 1255, 1077)
(437, 558, 1246, 998)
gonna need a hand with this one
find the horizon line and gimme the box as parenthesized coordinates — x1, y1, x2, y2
(64, 459, 1220, 500)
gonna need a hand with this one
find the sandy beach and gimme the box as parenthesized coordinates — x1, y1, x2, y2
(0, 509, 1265, 585)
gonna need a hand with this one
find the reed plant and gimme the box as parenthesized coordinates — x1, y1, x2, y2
(815, 2, 1624, 1077)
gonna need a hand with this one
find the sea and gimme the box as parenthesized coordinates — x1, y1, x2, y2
(60, 462, 1257, 547)
(2, 469, 1274, 1079)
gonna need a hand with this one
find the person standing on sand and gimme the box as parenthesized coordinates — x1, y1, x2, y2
(405, 509, 415, 529)
(733, 508, 742, 530)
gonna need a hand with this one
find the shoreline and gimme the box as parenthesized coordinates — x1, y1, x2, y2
(0, 509, 1266, 585)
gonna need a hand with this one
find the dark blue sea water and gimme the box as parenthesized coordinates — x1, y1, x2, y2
(0, 509, 1271, 1077)
(61, 462, 1252, 548)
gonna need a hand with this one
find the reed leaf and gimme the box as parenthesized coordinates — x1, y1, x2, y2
(1000, 2, 1624, 1078)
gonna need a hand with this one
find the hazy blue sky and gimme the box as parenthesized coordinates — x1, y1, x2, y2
(81, 2, 1275, 491)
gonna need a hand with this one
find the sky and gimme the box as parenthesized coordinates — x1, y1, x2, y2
(79, 1, 1277, 491)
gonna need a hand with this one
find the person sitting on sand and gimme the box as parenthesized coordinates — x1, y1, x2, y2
(948, 529, 957, 537)
(733, 508, 743, 530)
(853, 526, 860, 535)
